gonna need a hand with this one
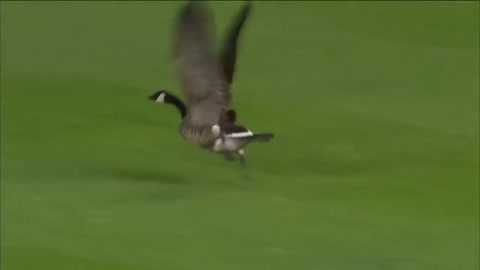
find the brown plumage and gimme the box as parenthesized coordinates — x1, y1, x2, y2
(149, 1, 273, 178)
(173, 2, 228, 127)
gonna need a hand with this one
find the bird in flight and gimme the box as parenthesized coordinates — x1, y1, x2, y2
(149, 1, 274, 178)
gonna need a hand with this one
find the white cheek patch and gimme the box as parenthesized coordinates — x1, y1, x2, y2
(156, 93, 166, 103)
(226, 131, 253, 138)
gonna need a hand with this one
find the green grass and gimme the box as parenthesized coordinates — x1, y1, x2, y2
(1, 1, 479, 269)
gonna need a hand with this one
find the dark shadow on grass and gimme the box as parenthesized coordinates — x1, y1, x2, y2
(100, 167, 189, 185)
(308, 160, 374, 176)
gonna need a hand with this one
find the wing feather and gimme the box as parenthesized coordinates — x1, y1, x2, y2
(172, 1, 228, 125)
(220, 2, 252, 88)
(218, 2, 253, 123)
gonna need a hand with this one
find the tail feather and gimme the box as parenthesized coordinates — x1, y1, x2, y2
(252, 133, 274, 142)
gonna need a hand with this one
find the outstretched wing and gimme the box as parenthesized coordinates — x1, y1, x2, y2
(172, 1, 228, 125)
(219, 2, 253, 105)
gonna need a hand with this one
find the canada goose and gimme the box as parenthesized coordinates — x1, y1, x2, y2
(148, 1, 273, 176)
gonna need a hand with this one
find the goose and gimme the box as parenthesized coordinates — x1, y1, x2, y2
(148, 1, 273, 176)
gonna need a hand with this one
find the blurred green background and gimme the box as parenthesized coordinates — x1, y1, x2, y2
(1, 1, 479, 269)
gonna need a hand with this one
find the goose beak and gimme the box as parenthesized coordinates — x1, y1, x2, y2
(148, 93, 158, 101)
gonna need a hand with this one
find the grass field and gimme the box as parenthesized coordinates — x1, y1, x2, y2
(1, 1, 479, 269)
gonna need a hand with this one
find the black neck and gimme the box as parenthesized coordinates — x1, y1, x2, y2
(167, 94, 187, 119)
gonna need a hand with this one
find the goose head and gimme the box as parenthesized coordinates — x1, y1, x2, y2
(148, 90, 187, 119)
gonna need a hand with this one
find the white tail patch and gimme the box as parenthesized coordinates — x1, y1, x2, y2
(156, 92, 166, 103)
(226, 131, 253, 138)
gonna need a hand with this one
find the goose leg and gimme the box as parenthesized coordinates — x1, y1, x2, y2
(238, 149, 250, 180)
(223, 152, 236, 161)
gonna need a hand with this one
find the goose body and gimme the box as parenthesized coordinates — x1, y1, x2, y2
(149, 90, 273, 153)
(149, 1, 274, 175)
(149, 90, 219, 149)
